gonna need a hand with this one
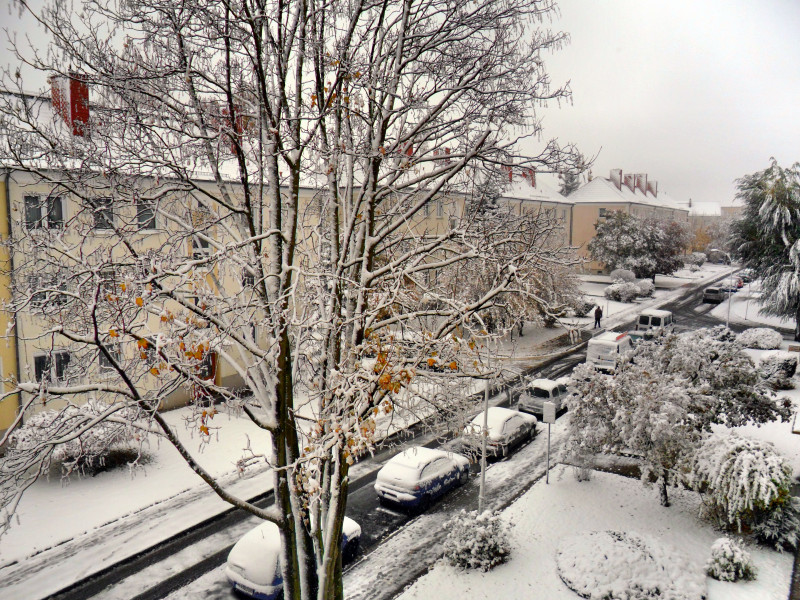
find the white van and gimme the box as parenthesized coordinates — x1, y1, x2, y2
(586, 331, 633, 372)
(632, 309, 674, 341)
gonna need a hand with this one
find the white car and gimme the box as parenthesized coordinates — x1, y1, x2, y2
(374, 446, 470, 508)
(226, 517, 362, 599)
(462, 406, 537, 458)
(518, 378, 570, 416)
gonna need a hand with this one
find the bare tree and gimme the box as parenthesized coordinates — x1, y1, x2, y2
(0, 0, 581, 598)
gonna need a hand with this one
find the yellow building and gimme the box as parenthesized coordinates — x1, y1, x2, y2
(0, 171, 20, 438)
(569, 169, 690, 273)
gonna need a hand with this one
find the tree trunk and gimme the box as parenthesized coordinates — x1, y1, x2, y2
(659, 472, 670, 507)
(794, 304, 800, 342)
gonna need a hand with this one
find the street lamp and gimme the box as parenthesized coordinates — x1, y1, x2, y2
(709, 248, 735, 328)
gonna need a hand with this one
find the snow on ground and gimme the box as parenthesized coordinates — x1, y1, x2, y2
(711, 282, 794, 330)
(396, 470, 793, 600)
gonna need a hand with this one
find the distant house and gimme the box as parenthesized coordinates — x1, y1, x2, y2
(569, 169, 690, 273)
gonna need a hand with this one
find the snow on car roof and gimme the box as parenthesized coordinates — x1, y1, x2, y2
(386, 446, 452, 470)
(639, 309, 671, 318)
(592, 331, 630, 344)
(529, 378, 559, 391)
(469, 406, 521, 431)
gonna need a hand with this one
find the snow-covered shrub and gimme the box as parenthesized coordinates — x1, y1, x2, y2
(758, 351, 798, 390)
(688, 263, 701, 272)
(691, 432, 794, 531)
(705, 537, 757, 582)
(570, 296, 595, 318)
(604, 281, 639, 303)
(442, 509, 511, 571)
(556, 530, 706, 600)
(635, 279, 655, 298)
(737, 327, 783, 350)
(609, 268, 636, 283)
(753, 496, 800, 551)
(685, 252, 707, 267)
(9, 400, 142, 475)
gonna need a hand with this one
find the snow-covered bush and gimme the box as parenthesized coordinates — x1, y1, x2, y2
(556, 530, 706, 600)
(753, 496, 800, 551)
(737, 327, 783, 350)
(604, 281, 639, 303)
(688, 263, 701, 272)
(758, 351, 798, 390)
(442, 509, 511, 571)
(635, 279, 655, 298)
(705, 537, 757, 582)
(691, 432, 794, 531)
(9, 400, 142, 475)
(570, 296, 595, 318)
(685, 252, 707, 267)
(609, 268, 636, 283)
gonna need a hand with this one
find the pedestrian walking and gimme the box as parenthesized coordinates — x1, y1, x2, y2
(594, 305, 603, 329)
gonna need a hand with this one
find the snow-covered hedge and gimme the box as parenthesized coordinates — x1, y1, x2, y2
(570, 297, 596, 318)
(604, 281, 640, 303)
(556, 530, 706, 600)
(706, 537, 757, 582)
(690, 432, 794, 531)
(609, 269, 636, 283)
(635, 279, 655, 298)
(443, 510, 511, 571)
(688, 263, 701, 272)
(737, 327, 783, 350)
(685, 252, 707, 267)
(9, 400, 142, 475)
(758, 351, 798, 390)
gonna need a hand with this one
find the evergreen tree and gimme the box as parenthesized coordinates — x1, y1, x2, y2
(730, 159, 800, 340)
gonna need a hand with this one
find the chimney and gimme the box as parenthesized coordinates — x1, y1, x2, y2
(609, 168, 622, 190)
(646, 180, 658, 197)
(623, 173, 635, 192)
(634, 173, 648, 195)
(50, 72, 89, 137)
(523, 167, 536, 187)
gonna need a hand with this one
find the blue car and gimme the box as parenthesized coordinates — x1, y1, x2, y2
(374, 446, 470, 508)
(226, 517, 361, 599)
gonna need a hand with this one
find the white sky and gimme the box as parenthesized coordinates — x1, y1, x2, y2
(2, 0, 799, 205)
(535, 0, 800, 205)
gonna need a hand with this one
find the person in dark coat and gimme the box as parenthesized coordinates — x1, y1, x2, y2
(594, 306, 603, 328)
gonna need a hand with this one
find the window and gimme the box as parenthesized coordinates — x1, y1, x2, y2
(93, 197, 114, 230)
(98, 344, 122, 373)
(436, 199, 443, 218)
(34, 351, 71, 383)
(424, 202, 430, 217)
(29, 274, 69, 309)
(24, 195, 63, 229)
(242, 269, 256, 288)
(598, 208, 607, 218)
(99, 267, 118, 298)
(136, 198, 156, 230)
(192, 235, 211, 259)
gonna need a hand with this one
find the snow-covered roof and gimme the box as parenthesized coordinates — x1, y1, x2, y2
(385, 446, 450, 470)
(569, 176, 688, 214)
(501, 178, 571, 205)
(639, 308, 672, 318)
(591, 331, 630, 344)
(468, 406, 520, 430)
(529, 378, 560, 391)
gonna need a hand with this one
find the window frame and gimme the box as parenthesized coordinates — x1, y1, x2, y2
(136, 197, 157, 231)
(34, 350, 71, 383)
(24, 195, 64, 229)
(93, 197, 114, 230)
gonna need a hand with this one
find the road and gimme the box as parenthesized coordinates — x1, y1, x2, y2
(46, 271, 777, 600)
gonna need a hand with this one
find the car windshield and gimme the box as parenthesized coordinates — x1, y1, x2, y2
(532, 387, 550, 398)
(651, 317, 661, 326)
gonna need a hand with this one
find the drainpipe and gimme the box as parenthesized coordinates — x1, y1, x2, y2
(3, 168, 22, 424)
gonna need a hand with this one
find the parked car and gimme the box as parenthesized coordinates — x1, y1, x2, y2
(226, 517, 362, 599)
(374, 446, 469, 508)
(740, 270, 754, 284)
(462, 406, 537, 458)
(586, 331, 633, 373)
(518, 378, 569, 416)
(702, 287, 728, 304)
(629, 308, 675, 343)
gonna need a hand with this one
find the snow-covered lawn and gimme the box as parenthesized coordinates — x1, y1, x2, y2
(710, 282, 794, 330)
(397, 470, 793, 600)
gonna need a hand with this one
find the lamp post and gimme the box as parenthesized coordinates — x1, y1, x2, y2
(710, 248, 735, 327)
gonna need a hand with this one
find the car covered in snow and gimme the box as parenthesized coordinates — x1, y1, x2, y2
(374, 446, 469, 508)
(226, 517, 362, 599)
(462, 406, 537, 458)
(586, 331, 633, 373)
(702, 286, 729, 303)
(518, 378, 569, 416)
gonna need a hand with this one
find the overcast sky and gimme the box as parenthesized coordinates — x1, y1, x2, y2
(2, 0, 799, 206)
(535, 0, 800, 205)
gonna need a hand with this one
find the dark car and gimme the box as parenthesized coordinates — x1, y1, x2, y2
(374, 446, 469, 508)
